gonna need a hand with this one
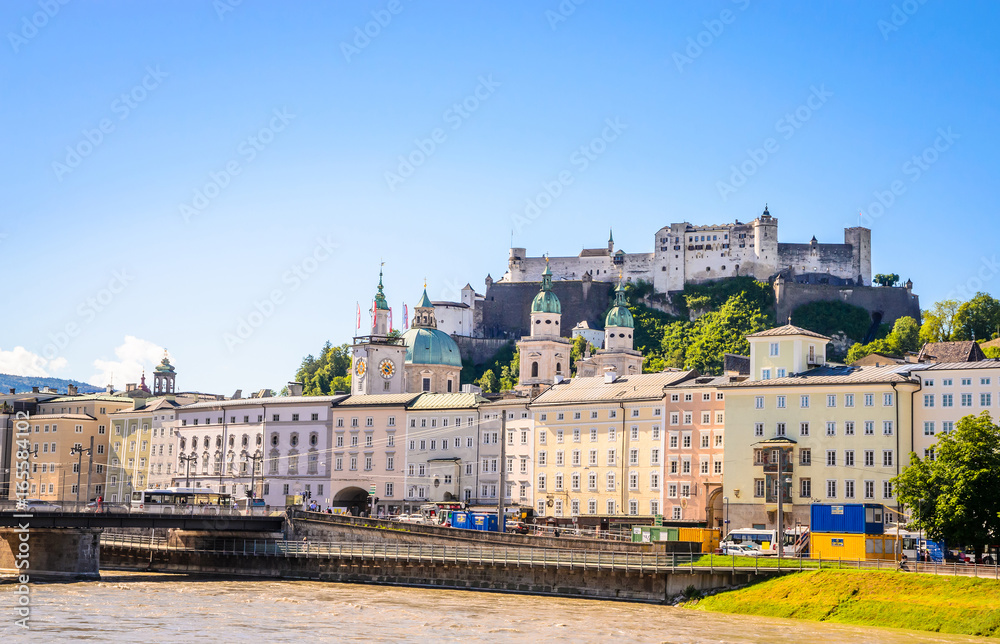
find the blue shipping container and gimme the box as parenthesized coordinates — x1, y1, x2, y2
(810, 504, 885, 535)
(471, 513, 499, 532)
(451, 512, 472, 530)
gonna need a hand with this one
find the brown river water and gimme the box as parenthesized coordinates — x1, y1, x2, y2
(0, 573, 986, 643)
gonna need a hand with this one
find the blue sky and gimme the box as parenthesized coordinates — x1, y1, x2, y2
(1, 0, 997, 393)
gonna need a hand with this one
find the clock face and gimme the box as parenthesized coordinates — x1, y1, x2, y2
(354, 358, 366, 377)
(379, 359, 395, 379)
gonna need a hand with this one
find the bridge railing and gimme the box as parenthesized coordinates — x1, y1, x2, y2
(101, 536, 1000, 578)
(0, 499, 286, 517)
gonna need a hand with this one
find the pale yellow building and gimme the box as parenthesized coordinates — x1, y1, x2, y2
(530, 370, 695, 523)
(22, 393, 133, 504)
(722, 325, 919, 531)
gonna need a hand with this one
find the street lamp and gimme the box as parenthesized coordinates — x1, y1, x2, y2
(179, 454, 198, 487)
(723, 496, 729, 536)
(70, 439, 93, 508)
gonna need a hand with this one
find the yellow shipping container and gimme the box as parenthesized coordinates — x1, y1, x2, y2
(811, 532, 900, 561)
(678, 527, 720, 554)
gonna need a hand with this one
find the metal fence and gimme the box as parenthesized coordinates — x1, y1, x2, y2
(100, 534, 1000, 578)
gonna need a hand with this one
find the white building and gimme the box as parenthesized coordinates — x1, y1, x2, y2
(173, 394, 345, 507)
(432, 284, 483, 337)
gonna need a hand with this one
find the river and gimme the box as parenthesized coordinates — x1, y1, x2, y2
(0, 574, 985, 643)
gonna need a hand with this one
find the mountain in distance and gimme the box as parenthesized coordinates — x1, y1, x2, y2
(0, 373, 103, 395)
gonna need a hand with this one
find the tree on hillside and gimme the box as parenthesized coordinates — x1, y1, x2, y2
(659, 320, 695, 369)
(846, 339, 893, 364)
(894, 412, 1000, 560)
(683, 293, 768, 374)
(984, 346, 1000, 360)
(888, 316, 920, 354)
(498, 350, 520, 391)
(475, 369, 499, 394)
(295, 342, 352, 395)
(951, 293, 1000, 342)
(873, 273, 900, 287)
(919, 299, 961, 345)
(569, 335, 591, 375)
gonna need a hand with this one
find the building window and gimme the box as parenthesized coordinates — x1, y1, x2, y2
(800, 395, 809, 408)
(845, 480, 855, 499)
(769, 342, 779, 356)
(883, 480, 894, 499)
(883, 450, 894, 467)
(864, 421, 874, 436)
(864, 480, 875, 500)
(924, 421, 935, 436)
(883, 421, 893, 436)
(864, 393, 874, 407)
(755, 396, 764, 410)
(827, 394, 836, 407)
(924, 394, 935, 407)
(776, 395, 786, 409)
(800, 422, 809, 437)
(826, 450, 836, 467)
(799, 478, 811, 498)
(826, 480, 837, 498)
(800, 449, 811, 466)
(754, 479, 765, 497)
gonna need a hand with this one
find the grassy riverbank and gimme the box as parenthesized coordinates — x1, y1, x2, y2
(690, 569, 1000, 637)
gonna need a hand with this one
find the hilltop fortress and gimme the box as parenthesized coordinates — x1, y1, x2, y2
(502, 207, 872, 290)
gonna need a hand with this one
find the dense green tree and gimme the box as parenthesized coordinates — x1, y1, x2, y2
(873, 273, 900, 287)
(983, 346, 1000, 360)
(894, 412, 1000, 559)
(919, 299, 961, 345)
(887, 316, 920, 354)
(846, 339, 893, 364)
(569, 335, 590, 375)
(475, 369, 499, 394)
(659, 320, 695, 369)
(498, 350, 520, 391)
(683, 293, 768, 374)
(952, 293, 1000, 342)
(294, 342, 353, 395)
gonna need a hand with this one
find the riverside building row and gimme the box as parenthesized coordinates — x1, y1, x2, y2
(5, 269, 999, 532)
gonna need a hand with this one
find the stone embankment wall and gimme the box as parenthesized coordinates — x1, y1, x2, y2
(102, 546, 753, 604)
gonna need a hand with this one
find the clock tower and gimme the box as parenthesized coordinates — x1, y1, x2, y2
(351, 269, 407, 395)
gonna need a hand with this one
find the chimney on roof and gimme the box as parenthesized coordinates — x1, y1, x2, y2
(106, 384, 114, 394)
(32, 387, 39, 393)
(8, 388, 15, 394)
(287, 381, 304, 397)
(67, 385, 78, 396)
(232, 390, 242, 400)
(604, 366, 619, 384)
(126, 383, 136, 393)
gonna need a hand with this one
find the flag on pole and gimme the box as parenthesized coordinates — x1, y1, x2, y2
(389, 307, 393, 333)
(356, 302, 361, 330)
(403, 304, 409, 329)
(371, 299, 377, 331)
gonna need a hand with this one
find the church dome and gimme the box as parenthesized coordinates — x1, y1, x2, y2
(401, 327, 463, 367)
(605, 281, 633, 328)
(531, 264, 561, 314)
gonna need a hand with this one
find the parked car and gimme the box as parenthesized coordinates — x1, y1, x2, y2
(506, 521, 530, 535)
(86, 501, 128, 513)
(723, 543, 763, 556)
(22, 499, 61, 512)
(394, 514, 425, 524)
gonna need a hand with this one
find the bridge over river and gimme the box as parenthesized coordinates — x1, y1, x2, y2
(0, 511, 285, 580)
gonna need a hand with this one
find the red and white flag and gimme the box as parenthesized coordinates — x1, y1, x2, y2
(389, 307, 393, 333)
(403, 304, 409, 329)
(356, 302, 361, 330)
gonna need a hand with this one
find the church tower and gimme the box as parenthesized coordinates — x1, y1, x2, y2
(400, 285, 463, 394)
(576, 276, 644, 378)
(517, 262, 572, 390)
(153, 351, 176, 395)
(351, 269, 407, 395)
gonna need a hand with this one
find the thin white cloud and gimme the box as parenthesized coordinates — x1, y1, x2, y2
(89, 336, 165, 388)
(0, 346, 65, 377)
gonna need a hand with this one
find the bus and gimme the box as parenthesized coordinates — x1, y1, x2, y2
(721, 527, 810, 556)
(130, 488, 233, 514)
